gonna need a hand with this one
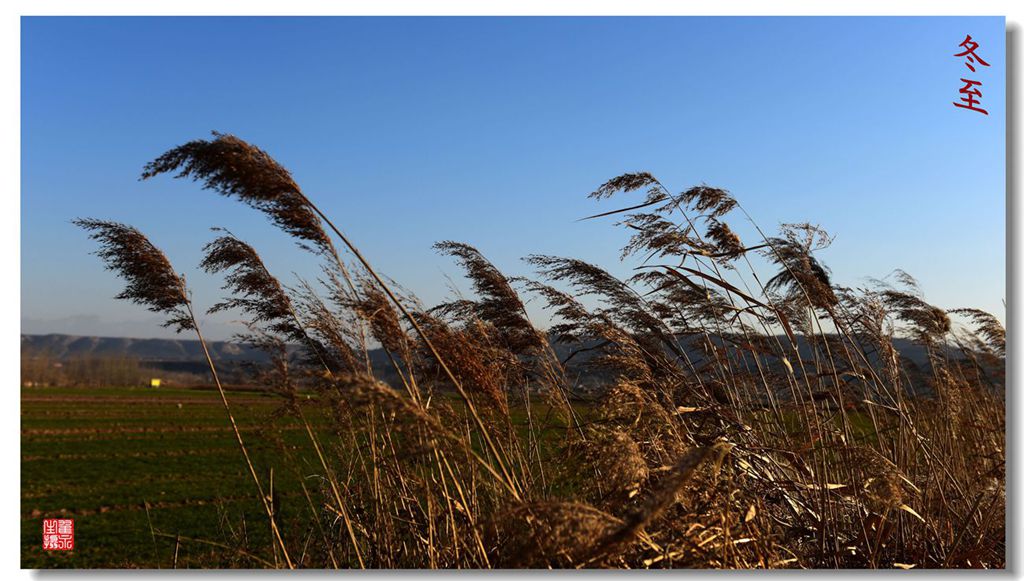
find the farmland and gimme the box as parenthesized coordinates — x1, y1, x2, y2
(21, 385, 322, 568)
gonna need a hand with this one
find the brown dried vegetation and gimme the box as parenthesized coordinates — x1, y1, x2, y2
(77, 134, 1005, 569)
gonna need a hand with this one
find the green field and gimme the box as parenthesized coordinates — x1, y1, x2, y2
(21, 386, 327, 569)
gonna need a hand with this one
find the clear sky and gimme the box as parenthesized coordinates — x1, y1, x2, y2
(22, 16, 1006, 340)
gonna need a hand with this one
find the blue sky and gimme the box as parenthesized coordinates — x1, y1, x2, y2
(22, 16, 1005, 340)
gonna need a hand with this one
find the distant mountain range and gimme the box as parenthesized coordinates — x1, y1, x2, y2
(22, 333, 269, 362)
(22, 332, 939, 369)
(22, 333, 999, 398)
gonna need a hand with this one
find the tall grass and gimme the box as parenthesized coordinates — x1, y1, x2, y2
(77, 133, 1005, 569)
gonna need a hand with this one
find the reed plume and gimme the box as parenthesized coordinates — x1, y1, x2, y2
(763, 223, 839, 310)
(705, 219, 744, 261)
(875, 271, 951, 345)
(72, 219, 193, 332)
(141, 132, 336, 257)
(434, 241, 542, 355)
(950, 307, 1005, 356)
(679, 185, 737, 219)
(201, 230, 306, 340)
(75, 218, 294, 568)
(526, 255, 667, 338)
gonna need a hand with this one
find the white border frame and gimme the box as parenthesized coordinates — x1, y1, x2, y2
(5, 3, 1020, 577)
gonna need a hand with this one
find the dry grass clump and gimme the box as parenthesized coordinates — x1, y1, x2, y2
(487, 501, 623, 567)
(573, 426, 649, 504)
(77, 133, 1005, 569)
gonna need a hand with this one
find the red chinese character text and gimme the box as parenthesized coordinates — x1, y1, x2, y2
(954, 35, 990, 73)
(953, 78, 988, 115)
